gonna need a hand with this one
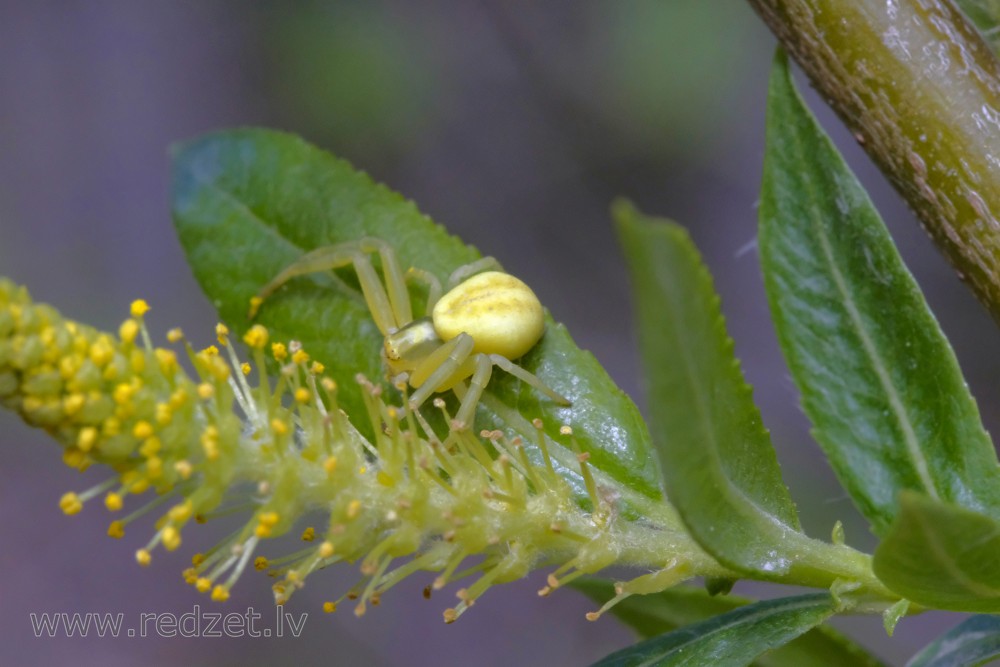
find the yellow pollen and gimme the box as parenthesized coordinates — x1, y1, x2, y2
(155, 402, 172, 425)
(291, 349, 309, 365)
(197, 383, 215, 400)
(195, 577, 212, 593)
(62, 448, 90, 471)
(162, 526, 181, 551)
(301, 526, 315, 541)
(136, 549, 152, 566)
(102, 417, 121, 437)
(133, 420, 153, 440)
(130, 349, 146, 373)
(155, 349, 178, 375)
(182, 568, 198, 585)
(192, 553, 206, 566)
(255, 524, 272, 539)
(169, 388, 188, 409)
(174, 460, 193, 479)
(201, 345, 219, 357)
(310, 361, 325, 374)
(207, 357, 229, 381)
(130, 299, 151, 318)
(271, 418, 288, 436)
(168, 500, 193, 522)
(61, 395, 84, 420)
(59, 492, 83, 515)
(145, 457, 163, 478)
(323, 456, 338, 475)
(102, 363, 121, 381)
(294, 388, 311, 404)
(107, 521, 125, 539)
(112, 383, 134, 405)
(129, 478, 150, 495)
(271, 342, 287, 361)
(318, 541, 335, 559)
(166, 327, 184, 343)
(201, 425, 219, 448)
(243, 324, 269, 350)
(323, 602, 337, 613)
(321, 378, 336, 392)
(139, 437, 161, 457)
(215, 323, 229, 344)
(259, 511, 280, 526)
(254, 557, 269, 571)
(58, 356, 79, 379)
(89, 338, 114, 367)
(77, 427, 98, 452)
(241, 362, 251, 376)
(119, 319, 139, 345)
(104, 492, 123, 512)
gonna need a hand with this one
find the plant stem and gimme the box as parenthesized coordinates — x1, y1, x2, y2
(747, 0, 1000, 321)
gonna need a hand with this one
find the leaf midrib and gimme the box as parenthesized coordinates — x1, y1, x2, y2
(657, 240, 796, 540)
(911, 503, 1000, 599)
(186, 170, 372, 309)
(783, 107, 940, 501)
(627, 595, 832, 667)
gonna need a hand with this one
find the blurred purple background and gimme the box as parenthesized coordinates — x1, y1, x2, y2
(1, 2, 994, 665)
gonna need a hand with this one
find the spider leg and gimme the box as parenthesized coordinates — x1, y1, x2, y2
(250, 238, 408, 335)
(362, 238, 412, 328)
(408, 334, 475, 410)
(445, 256, 505, 290)
(489, 354, 571, 405)
(252, 244, 359, 315)
(352, 252, 397, 335)
(405, 267, 443, 311)
(453, 353, 493, 429)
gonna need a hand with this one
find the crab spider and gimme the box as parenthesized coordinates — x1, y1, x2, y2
(250, 237, 570, 429)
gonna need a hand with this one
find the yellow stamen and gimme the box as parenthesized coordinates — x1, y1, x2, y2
(119, 319, 139, 345)
(130, 299, 151, 318)
(59, 492, 83, 515)
(243, 325, 269, 350)
(104, 492, 123, 512)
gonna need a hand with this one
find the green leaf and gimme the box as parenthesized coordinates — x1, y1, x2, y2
(759, 50, 1000, 536)
(874, 492, 1000, 612)
(907, 614, 1000, 667)
(956, 0, 1000, 54)
(616, 201, 803, 577)
(590, 593, 837, 667)
(573, 580, 886, 667)
(170, 128, 662, 502)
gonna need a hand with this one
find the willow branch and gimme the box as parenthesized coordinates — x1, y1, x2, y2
(748, 0, 1000, 320)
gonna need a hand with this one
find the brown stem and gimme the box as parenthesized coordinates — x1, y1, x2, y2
(748, 0, 1000, 320)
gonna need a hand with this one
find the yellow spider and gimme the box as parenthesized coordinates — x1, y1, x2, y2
(250, 237, 570, 429)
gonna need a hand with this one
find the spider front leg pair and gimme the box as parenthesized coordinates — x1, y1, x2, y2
(250, 237, 570, 429)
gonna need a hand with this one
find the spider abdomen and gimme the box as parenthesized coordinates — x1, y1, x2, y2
(431, 271, 544, 359)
